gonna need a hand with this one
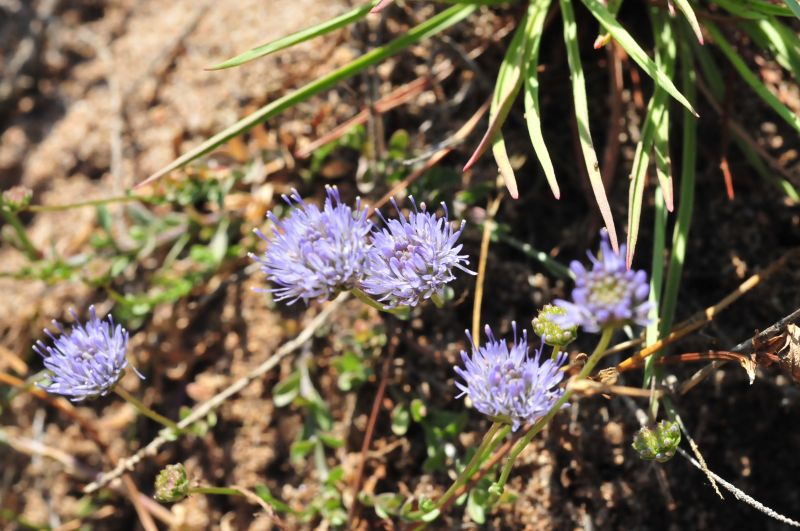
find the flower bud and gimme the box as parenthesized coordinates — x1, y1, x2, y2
(1, 186, 32, 212)
(532, 304, 577, 347)
(632, 420, 681, 463)
(154, 463, 189, 502)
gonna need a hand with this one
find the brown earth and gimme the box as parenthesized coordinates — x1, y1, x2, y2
(1, 0, 800, 530)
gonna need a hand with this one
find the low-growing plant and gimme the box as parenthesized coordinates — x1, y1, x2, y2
(3, 1, 800, 529)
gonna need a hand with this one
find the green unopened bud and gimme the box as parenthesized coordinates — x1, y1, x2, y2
(154, 463, 189, 502)
(632, 420, 681, 463)
(532, 305, 577, 347)
(1, 186, 32, 212)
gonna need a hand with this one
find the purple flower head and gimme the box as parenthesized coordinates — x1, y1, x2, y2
(454, 323, 568, 431)
(34, 306, 140, 401)
(250, 185, 372, 304)
(361, 198, 474, 308)
(555, 230, 652, 333)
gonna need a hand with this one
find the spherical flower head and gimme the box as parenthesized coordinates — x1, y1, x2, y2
(361, 198, 474, 308)
(34, 306, 138, 401)
(533, 304, 577, 347)
(454, 323, 568, 431)
(250, 185, 372, 304)
(154, 463, 190, 502)
(555, 230, 652, 333)
(632, 420, 681, 463)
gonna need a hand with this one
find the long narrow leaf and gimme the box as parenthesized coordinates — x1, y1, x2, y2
(672, 0, 703, 44)
(654, 117, 673, 211)
(692, 38, 799, 199)
(580, 0, 696, 116)
(643, 186, 667, 389)
(706, 21, 800, 134)
(783, 0, 800, 18)
(561, 0, 619, 252)
(660, 32, 697, 339)
(713, 0, 767, 20)
(138, 5, 476, 187)
(523, 0, 560, 198)
(209, 3, 376, 70)
(464, 8, 535, 198)
(745, 0, 793, 17)
(745, 19, 800, 82)
(626, 11, 676, 267)
(652, 13, 675, 212)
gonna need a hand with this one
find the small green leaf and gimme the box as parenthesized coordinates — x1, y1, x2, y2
(254, 485, 297, 514)
(110, 256, 130, 278)
(272, 372, 301, 407)
(391, 404, 410, 436)
(373, 493, 404, 520)
(290, 438, 316, 461)
(467, 487, 489, 524)
(410, 398, 427, 422)
(318, 433, 344, 449)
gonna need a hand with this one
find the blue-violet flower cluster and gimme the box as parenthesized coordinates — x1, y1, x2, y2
(455, 323, 568, 431)
(253, 190, 472, 308)
(555, 230, 651, 333)
(362, 198, 473, 308)
(34, 306, 139, 401)
(251, 185, 372, 304)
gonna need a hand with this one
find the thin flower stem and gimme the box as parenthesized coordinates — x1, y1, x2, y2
(114, 386, 181, 432)
(1, 208, 40, 260)
(350, 287, 409, 317)
(550, 344, 560, 361)
(433, 421, 503, 510)
(26, 195, 150, 213)
(495, 327, 615, 489)
(189, 486, 244, 497)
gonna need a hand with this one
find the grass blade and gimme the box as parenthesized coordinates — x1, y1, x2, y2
(652, 13, 675, 212)
(643, 186, 668, 389)
(580, 0, 697, 116)
(784, 0, 800, 19)
(692, 35, 800, 200)
(593, 0, 623, 48)
(209, 3, 375, 70)
(138, 4, 476, 188)
(464, 6, 536, 198)
(660, 33, 697, 339)
(561, 0, 618, 252)
(559, 0, 619, 253)
(745, 19, 800, 83)
(653, 114, 673, 211)
(672, 0, 703, 44)
(523, 0, 560, 198)
(626, 11, 676, 267)
(705, 21, 800, 134)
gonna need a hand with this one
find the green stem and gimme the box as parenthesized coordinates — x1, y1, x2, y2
(495, 327, 615, 488)
(1, 208, 40, 260)
(433, 421, 504, 510)
(189, 486, 244, 497)
(550, 344, 560, 361)
(350, 287, 410, 318)
(26, 195, 150, 213)
(114, 386, 181, 432)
